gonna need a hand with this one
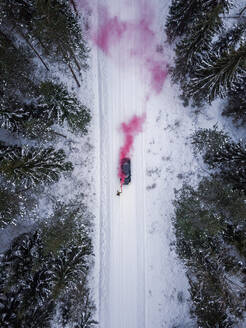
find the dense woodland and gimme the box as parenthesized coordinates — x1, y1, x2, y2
(166, 1, 246, 327)
(2, 0, 246, 327)
(0, 1, 96, 327)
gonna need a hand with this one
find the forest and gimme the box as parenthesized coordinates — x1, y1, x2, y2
(2, 0, 246, 327)
(0, 0, 96, 327)
(166, 0, 246, 327)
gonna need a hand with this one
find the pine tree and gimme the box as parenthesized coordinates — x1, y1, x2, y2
(165, 0, 202, 42)
(0, 0, 35, 28)
(41, 201, 92, 256)
(191, 125, 229, 154)
(32, 0, 88, 86)
(172, 4, 226, 89)
(192, 127, 246, 193)
(76, 293, 98, 328)
(188, 43, 246, 103)
(213, 22, 246, 53)
(0, 96, 34, 132)
(222, 76, 246, 126)
(173, 177, 246, 327)
(38, 81, 91, 133)
(166, 0, 230, 42)
(206, 140, 246, 192)
(0, 188, 24, 228)
(52, 245, 92, 300)
(0, 82, 91, 138)
(0, 231, 55, 328)
(0, 202, 95, 327)
(0, 142, 73, 187)
(0, 29, 35, 97)
(0, 0, 88, 86)
(167, 0, 234, 106)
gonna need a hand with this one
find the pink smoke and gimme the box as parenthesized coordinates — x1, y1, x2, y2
(74, 0, 91, 15)
(147, 60, 168, 94)
(118, 113, 146, 183)
(76, 0, 168, 94)
(75, 1, 167, 188)
(93, 6, 127, 54)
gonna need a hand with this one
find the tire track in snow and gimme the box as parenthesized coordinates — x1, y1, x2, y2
(91, 0, 192, 327)
(95, 1, 147, 326)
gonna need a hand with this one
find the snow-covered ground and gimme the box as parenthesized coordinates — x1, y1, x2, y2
(91, 1, 193, 327)
(3, 1, 246, 327)
(88, 0, 242, 327)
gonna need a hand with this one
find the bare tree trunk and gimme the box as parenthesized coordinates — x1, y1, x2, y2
(61, 41, 81, 71)
(68, 47, 81, 72)
(223, 15, 246, 19)
(50, 131, 67, 138)
(67, 61, 81, 87)
(16, 28, 50, 71)
(70, 0, 78, 14)
(239, 6, 246, 16)
(224, 6, 246, 19)
(59, 44, 81, 87)
(36, 36, 49, 54)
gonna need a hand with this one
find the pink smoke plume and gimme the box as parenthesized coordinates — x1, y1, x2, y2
(74, 1, 166, 188)
(93, 6, 127, 54)
(118, 113, 146, 183)
(75, 0, 168, 94)
(92, 3, 168, 94)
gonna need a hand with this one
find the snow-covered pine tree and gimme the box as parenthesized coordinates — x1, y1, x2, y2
(75, 293, 98, 328)
(0, 0, 35, 28)
(0, 142, 73, 187)
(205, 140, 246, 193)
(0, 84, 91, 139)
(25, 0, 88, 84)
(166, 0, 230, 43)
(59, 279, 98, 327)
(0, 208, 95, 327)
(222, 76, 246, 126)
(52, 244, 92, 299)
(0, 29, 35, 97)
(0, 97, 34, 132)
(0, 231, 55, 328)
(188, 43, 246, 103)
(192, 127, 246, 193)
(36, 0, 88, 62)
(173, 4, 226, 85)
(191, 125, 229, 154)
(173, 177, 246, 327)
(0, 187, 24, 227)
(213, 22, 246, 53)
(38, 81, 91, 133)
(165, 0, 202, 42)
(0, 0, 88, 86)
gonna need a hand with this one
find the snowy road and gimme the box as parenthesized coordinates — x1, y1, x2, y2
(96, 5, 146, 327)
(92, 1, 195, 327)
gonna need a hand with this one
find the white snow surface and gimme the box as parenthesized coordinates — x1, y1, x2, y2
(88, 0, 245, 328)
(36, 0, 246, 327)
(92, 1, 196, 327)
(2, 0, 246, 327)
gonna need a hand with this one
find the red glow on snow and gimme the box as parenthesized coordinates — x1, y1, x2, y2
(118, 113, 146, 183)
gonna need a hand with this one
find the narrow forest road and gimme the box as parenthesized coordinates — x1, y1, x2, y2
(95, 2, 146, 327)
(92, 0, 194, 327)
